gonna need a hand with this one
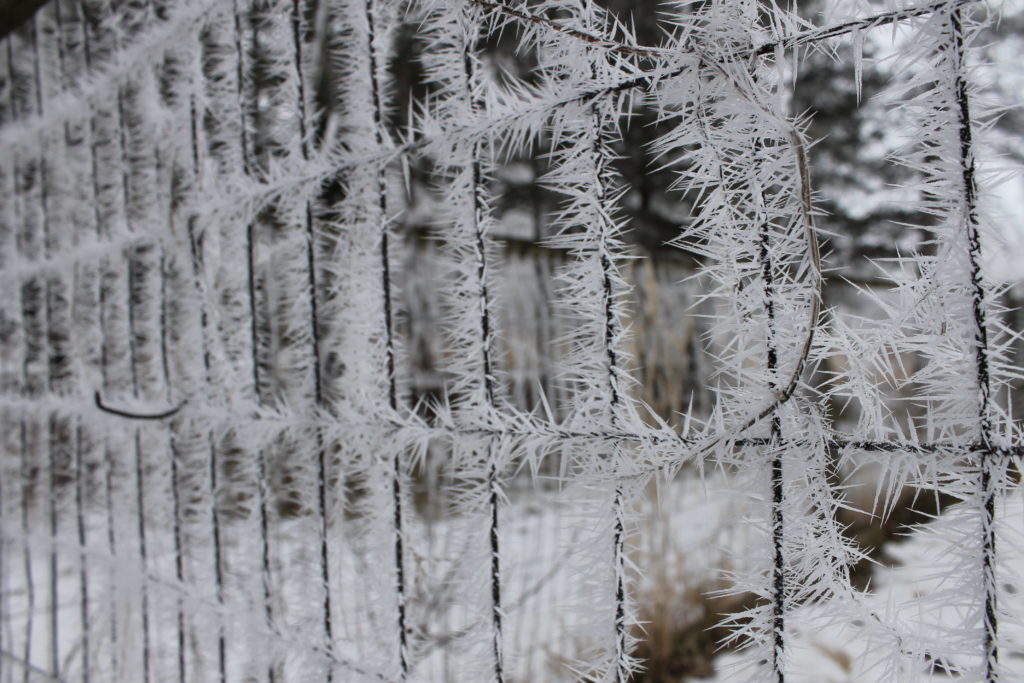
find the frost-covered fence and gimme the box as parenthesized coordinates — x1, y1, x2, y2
(0, 0, 1021, 680)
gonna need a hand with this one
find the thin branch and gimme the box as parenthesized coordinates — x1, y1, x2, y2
(684, 49, 822, 463)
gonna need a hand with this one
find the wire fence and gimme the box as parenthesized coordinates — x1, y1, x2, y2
(0, 0, 1020, 680)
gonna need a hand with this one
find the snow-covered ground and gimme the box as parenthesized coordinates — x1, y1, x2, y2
(695, 487, 1024, 682)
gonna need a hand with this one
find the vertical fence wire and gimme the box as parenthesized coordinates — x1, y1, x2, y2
(359, 0, 411, 674)
(51, 2, 91, 679)
(0, 418, 4, 683)
(949, 7, 998, 678)
(0, 37, 7, 677)
(19, 422, 33, 683)
(759, 198, 786, 682)
(232, 3, 282, 674)
(3, 32, 34, 680)
(182, 24, 230, 676)
(157, 20, 191, 674)
(587, 89, 630, 681)
(78, 1, 118, 671)
(158, 57, 187, 673)
(287, 0, 336, 672)
(459, 12, 505, 679)
(40, 10, 65, 679)
(25, 13, 58, 678)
